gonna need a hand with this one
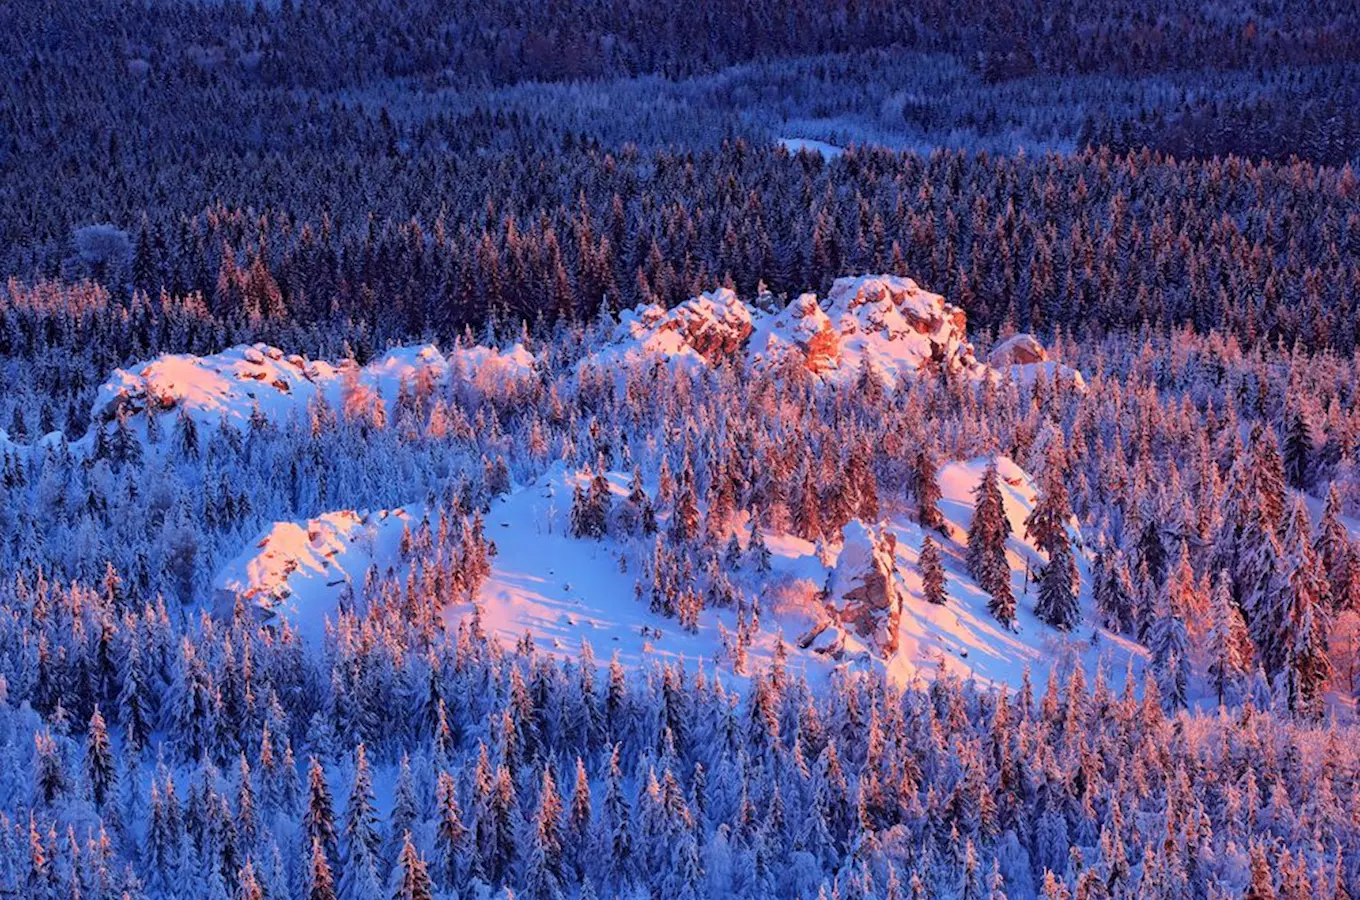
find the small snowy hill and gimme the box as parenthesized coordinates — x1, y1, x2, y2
(15, 341, 536, 454)
(584, 274, 1080, 389)
(213, 458, 1143, 690)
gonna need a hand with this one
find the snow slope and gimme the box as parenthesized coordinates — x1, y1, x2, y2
(214, 458, 1143, 690)
(212, 466, 841, 677)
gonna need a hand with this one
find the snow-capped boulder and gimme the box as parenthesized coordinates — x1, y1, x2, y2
(987, 333, 1086, 390)
(988, 333, 1048, 367)
(821, 520, 908, 656)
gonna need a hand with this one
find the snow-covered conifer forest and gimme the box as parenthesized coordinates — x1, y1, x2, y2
(1, 0, 1359, 897)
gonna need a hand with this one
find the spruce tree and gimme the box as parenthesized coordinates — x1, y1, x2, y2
(794, 465, 822, 542)
(1095, 550, 1136, 634)
(303, 757, 338, 869)
(1205, 573, 1249, 705)
(747, 518, 773, 573)
(85, 706, 116, 807)
(1280, 502, 1332, 716)
(308, 836, 338, 900)
(1025, 455, 1072, 557)
(920, 536, 947, 605)
(1148, 586, 1190, 711)
(389, 832, 434, 900)
(1035, 537, 1080, 631)
(1248, 423, 1287, 534)
(1283, 409, 1313, 490)
(433, 771, 470, 892)
(968, 460, 1014, 625)
(1314, 484, 1355, 612)
(671, 470, 701, 542)
(341, 745, 379, 875)
(914, 448, 946, 533)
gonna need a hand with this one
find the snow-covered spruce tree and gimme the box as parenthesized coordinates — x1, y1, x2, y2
(670, 469, 701, 543)
(967, 459, 1013, 625)
(920, 535, 947, 605)
(747, 516, 772, 573)
(1248, 422, 1288, 535)
(1204, 572, 1250, 705)
(1094, 548, 1136, 635)
(340, 744, 380, 900)
(1148, 585, 1191, 711)
(1315, 483, 1356, 613)
(1283, 408, 1314, 490)
(913, 447, 946, 533)
(1280, 501, 1332, 717)
(84, 706, 115, 807)
(1240, 506, 1291, 677)
(307, 835, 338, 900)
(794, 463, 822, 543)
(303, 756, 338, 869)
(1024, 445, 1072, 558)
(389, 831, 435, 900)
(1034, 536, 1080, 631)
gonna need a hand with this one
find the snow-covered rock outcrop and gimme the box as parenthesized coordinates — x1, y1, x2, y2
(87, 341, 536, 443)
(819, 520, 908, 656)
(751, 275, 985, 383)
(594, 287, 754, 370)
(213, 507, 417, 635)
(584, 275, 1092, 391)
(585, 274, 1014, 386)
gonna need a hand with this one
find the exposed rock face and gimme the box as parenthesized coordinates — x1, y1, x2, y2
(821, 520, 907, 656)
(988, 333, 1048, 367)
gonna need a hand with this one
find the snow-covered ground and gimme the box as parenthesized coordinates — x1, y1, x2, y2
(777, 137, 846, 160)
